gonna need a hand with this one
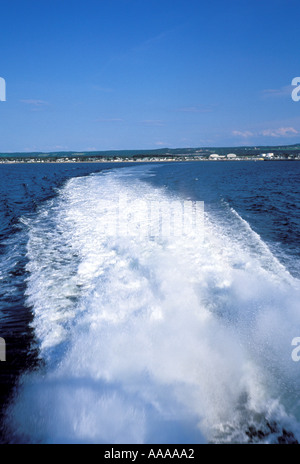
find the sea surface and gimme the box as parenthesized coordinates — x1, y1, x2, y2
(0, 160, 299, 444)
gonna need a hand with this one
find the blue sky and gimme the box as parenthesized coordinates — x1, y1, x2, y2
(1, 0, 300, 152)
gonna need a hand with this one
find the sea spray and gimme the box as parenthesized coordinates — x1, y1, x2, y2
(4, 165, 300, 444)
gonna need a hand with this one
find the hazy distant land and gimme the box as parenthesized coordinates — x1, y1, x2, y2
(0, 143, 300, 163)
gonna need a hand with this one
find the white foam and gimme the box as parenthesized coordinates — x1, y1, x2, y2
(6, 166, 300, 444)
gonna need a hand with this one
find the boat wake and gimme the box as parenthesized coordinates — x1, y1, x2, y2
(4, 166, 300, 444)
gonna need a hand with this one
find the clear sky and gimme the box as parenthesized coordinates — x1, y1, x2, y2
(1, 0, 300, 152)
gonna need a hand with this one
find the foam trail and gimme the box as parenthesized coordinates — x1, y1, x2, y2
(5, 166, 300, 444)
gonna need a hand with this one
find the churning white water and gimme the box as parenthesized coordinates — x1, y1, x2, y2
(5, 166, 300, 444)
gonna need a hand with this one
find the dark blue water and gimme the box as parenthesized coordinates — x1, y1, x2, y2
(143, 161, 300, 277)
(0, 161, 299, 444)
(0, 162, 138, 437)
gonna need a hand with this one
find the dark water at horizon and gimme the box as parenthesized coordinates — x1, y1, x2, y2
(0, 161, 299, 444)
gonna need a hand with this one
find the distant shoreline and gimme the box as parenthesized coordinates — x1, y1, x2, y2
(0, 157, 299, 164)
(0, 144, 300, 163)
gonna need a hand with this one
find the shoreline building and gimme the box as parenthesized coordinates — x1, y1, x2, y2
(209, 154, 220, 160)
